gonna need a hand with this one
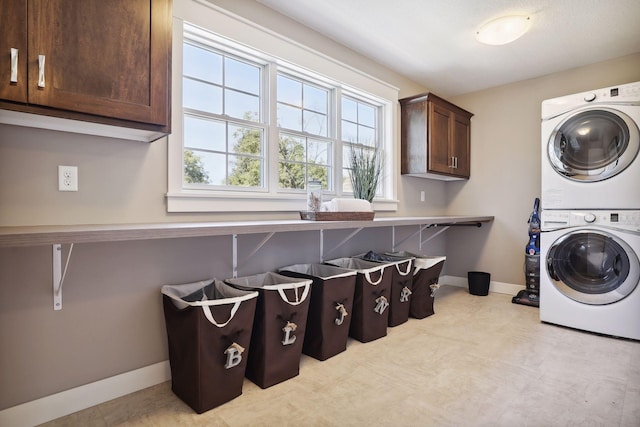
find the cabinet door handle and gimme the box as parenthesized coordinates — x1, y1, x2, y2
(38, 54, 46, 88)
(449, 156, 454, 168)
(10, 48, 18, 83)
(454, 156, 458, 169)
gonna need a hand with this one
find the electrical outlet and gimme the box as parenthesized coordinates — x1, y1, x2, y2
(58, 165, 78, 191)
(420, 191, 425, 202)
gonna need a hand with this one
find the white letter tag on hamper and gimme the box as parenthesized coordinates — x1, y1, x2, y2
(224, 342, 245, 369)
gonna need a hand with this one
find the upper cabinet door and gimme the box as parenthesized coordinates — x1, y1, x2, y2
(0, 0, 28, 103)
(452, 114, 471, 178)
(27, 0, 170, 126)
(428, 101, 454, 175)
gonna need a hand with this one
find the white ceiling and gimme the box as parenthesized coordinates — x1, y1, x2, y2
(256, 0, 640, 97)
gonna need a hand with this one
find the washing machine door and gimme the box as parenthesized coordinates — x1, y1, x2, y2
(546, 229, 640, 305)
(547, 107, 640, 182)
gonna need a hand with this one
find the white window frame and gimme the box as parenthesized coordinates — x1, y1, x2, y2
(168, 1, 399, 213)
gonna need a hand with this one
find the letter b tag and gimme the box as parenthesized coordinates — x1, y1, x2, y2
(224, 342, 245, 369)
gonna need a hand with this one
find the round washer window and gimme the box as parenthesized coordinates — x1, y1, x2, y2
(548, 108, 639, 182)
(547, 230, 639, 305)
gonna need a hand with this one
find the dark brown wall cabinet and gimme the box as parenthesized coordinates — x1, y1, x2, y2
(0, 0, 171, 141)
(400, 93, 473, 180)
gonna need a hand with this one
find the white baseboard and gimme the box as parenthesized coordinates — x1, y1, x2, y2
(0, 361, 171, 427)
(441, 275, 524, 295)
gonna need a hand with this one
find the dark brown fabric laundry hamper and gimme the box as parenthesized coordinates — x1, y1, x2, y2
(279, 263, 357, 361)
(324, 257, 392, 343)
(359, 251, 415, 327)
(389, 252, 446, 319)
(225, 272, 312, 389)
(162, 279, 258, 414)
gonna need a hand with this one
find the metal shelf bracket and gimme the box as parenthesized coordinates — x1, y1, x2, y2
(322, 227, 364, 261)
(232, 232, 276, 278)
(52, 243, 73, 311)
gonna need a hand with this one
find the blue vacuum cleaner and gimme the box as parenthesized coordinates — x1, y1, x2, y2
(512, 198, 540, 307)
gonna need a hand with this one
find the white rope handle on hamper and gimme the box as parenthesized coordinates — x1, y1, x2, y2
(276, 283, 311, 306)
(364, 269, 384, 286)
(395, 260, 412, 276)
(201, 301, 241, 328)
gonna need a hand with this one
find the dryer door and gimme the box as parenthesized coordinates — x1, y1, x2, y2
(546, 229, 640, 305)
(547, 108, 639, 182)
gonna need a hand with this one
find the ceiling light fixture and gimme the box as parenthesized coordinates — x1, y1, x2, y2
(476, 15, 531, 45)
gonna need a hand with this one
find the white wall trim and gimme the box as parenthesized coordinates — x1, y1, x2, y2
(441, 275, 524, 295)
(0, 361, 171, 427)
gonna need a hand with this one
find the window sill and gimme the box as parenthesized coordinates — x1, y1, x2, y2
(166, 191, 398, 213)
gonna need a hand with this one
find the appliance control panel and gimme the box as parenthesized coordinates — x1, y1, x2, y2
(542, 210, 640, 231)
(541, 80, 640, 119)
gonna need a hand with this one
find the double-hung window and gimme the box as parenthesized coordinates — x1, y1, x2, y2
(168, 13, 398, 213)
(182, 41, 266, 189)
(277, 73, 332, 191)
(341, 95, 380, 195)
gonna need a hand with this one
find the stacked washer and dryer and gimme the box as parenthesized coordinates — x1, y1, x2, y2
(540, 81, 640, 340)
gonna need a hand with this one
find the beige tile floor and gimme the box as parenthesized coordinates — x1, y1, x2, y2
(40, 285, 640, 427)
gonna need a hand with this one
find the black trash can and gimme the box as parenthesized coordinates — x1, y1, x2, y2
(324, 257, 392, 343)
(388, 252, 446, 319)
(359, 251, 415, 327)
(468, 271, 491, 296)
(225, 272, 312, 389)
(162, 279, 259, 413)
(279, 263, 357, 361)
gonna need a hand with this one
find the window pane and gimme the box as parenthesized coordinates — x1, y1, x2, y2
(228, 155, 262, 187)
(308, 165, 328, 188)
(342, 144, 357, 193)
(304, 111, 328, 136)
(279, 161, 306, 189)
(342, 98, 357, 122)
(225, 89, 260, 121)
(184, 116, 225, 152)
(278, 104, 303, 131)
(279, 133, 305, 189)
(184, 150, 225, 185)
(304, 85, 327, 114)
(358, 103, 376, 127)
(358, 125, 376, 146)
(342, 167, 352, 192)
(183, 44, 222, 84)
(277, 75, 302, 106)
(307, 139, 329, 165)
(183, 78, 222, 114)
(341, 120, 357, 142)
(229, 125, 263, 155)
(225, 57, 260, 94)
(279, 134, 305, 161)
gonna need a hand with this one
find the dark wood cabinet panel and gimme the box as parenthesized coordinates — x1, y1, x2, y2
(400, 92, 473, 180)
(452, 113, 471, 177)
(0, 0, 28, 103)
(0, 0, 171, 139)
